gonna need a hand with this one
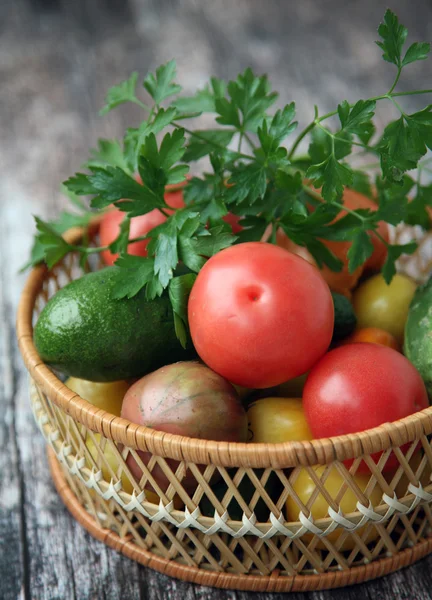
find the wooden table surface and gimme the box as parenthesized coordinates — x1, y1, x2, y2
(1, 0, 432, 598)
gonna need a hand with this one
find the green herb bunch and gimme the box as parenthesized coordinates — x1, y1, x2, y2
(30, 10, 432, 346)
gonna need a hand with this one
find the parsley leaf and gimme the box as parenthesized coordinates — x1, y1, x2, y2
(147, 210, 198, 287)
(376, 10, 408, 67)
(382, 242, 418, 283)
(183, 130, 235, 162)
(257, 103, 297, 163)
(402, 42, 430, 67)
(109, 217, 131, 255)
(307, 155, 353, 202)
(100, 72, 140, 115)
(226, 164, 267, 204)
(111, 256, 154, 299)
(143, 59, 182, 104)
(65, 166, 166, 213)
(376, 175, 414, 225)
(173, 78, 226, 114)
(378, 112, 430, 182)
(83, 139, 131, 172)
(347, 230, 374, 273)
(308, 127, 352, 162)
(350, 171, 373, 198)
(168, 274, 197, 348)
(33, 217, 72, 268)
(376, 9, 430, 70)
(338, 99, 376, 136)
(234, 216, 267, 243)
(216, 68, 278, 132)
(405, 183, 432, 228)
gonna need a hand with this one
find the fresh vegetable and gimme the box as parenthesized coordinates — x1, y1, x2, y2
(286, 466, 382, 548)
(65, 377, 131, 416)
(99, 183, 185, 265)
(121, 361, 247, 440)
(121, 361, 248, 491)
(188, 242, 334, 388)
(303, 344, 428, 472)
(34, 267, 195, 382)
(331, 291, 357, 342)
(342, 327, 400, 351)
(352, 273, 417, 345)
(247, 398, 312, 443)
(404, 278, 432, 396)
(28, 9, 432, 341)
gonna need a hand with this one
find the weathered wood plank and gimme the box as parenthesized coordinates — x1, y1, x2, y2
(1, 0, 432, 598)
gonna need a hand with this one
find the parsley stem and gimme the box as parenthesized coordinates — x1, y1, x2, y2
(288, 121, 316, 160)
(387, 95, 406, 116)
(244, 133, 257, 150)
(388, 67, 402, 95)
(76, 233, 152, 255)
(391, 89, 432, 97)
(302, 184, 389, 248)
(316, 122, 375, 151)
(132, 98, 151, 111)
(289, 88, 432, 161)
(238, 133, 244, 153)
(173, 123, 253, 160)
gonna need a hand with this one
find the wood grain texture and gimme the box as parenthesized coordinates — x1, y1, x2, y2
(1, 0, 432, 598)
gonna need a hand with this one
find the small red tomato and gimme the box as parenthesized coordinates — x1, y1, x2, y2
(99, 208, 166, 266)
(99, 183, 185, 265)
(303, 344, 428, 472)
(188, 242, 334, 388)
(222, 212, 243, 233)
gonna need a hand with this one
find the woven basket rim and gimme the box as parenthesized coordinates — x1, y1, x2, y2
(16, 223, 432, 468)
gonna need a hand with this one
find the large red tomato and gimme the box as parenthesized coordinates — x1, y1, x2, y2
(188, 242, 334, 388)
(303, 343, 428, 472)
(99, 185, 185, 265)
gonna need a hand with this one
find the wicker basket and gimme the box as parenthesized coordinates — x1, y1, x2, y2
(17, 223, 432, 593)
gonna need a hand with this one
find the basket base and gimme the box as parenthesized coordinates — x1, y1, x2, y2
(48, 448, 432, 593)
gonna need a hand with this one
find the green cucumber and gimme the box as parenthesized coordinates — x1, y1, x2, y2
(34, 267, 195, 381)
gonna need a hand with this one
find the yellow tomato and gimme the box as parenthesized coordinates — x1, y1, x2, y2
(247, 398, 312, 443)
(85, 435, 183, 508)
(286, 466, 382, 549)
(65, 377, 131, 417)
(352, 274, 416, 345)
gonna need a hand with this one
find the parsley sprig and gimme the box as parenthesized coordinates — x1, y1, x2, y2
(29, 10, 432, 346)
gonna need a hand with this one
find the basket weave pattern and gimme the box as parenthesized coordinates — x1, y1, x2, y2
(17, 226, 432, 591)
